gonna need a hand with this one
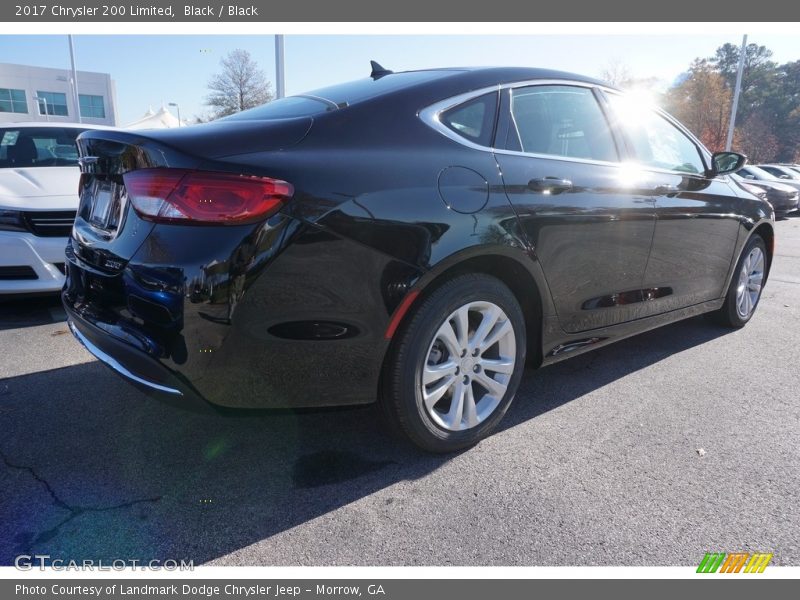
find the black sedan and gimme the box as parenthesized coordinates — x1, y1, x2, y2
(731, 173, 799, 216)
(64, 65, 774, 452)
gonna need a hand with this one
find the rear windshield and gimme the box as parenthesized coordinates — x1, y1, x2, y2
(226, 71, 452, 121)
(0, 127, 86, 168)
(224, 96, 333, 120)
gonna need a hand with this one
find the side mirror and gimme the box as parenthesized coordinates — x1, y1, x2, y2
(710, 151, 747, 176)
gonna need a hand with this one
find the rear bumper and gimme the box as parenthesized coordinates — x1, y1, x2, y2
(61, 214, 402, 410)
(0, 231, 67, 294)
(65, 300, 217, 413)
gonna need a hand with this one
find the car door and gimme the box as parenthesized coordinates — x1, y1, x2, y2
(493, 83, 657, 333)
(602, 92, 742, 313)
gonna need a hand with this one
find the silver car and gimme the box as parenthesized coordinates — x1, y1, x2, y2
(739, 165, 800, 193)
(758, 164, 800, 183)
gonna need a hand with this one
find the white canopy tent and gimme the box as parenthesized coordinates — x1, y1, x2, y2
(125, 105, 186, 130)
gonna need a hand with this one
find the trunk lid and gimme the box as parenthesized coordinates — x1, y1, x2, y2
(128, 116, 313, 158)
(71, 117, 309, 271)
(70, 132, 170, 271)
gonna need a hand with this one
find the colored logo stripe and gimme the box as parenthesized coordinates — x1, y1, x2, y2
(719, 553, 749, 573)
(697, 553, 726, 573)
(744, 553, 773, 573)
(697, 552, 773, 573)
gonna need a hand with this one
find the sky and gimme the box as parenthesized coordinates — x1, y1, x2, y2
(1, 34, 799, 126)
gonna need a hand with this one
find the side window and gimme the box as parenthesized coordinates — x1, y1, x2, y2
(759, 166, 780, 177)
(606, 94, 706, 175)
(440, 92, 498, 147)
(507, 85, 618, 162)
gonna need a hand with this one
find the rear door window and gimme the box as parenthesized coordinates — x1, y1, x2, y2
(506, 85, 619, 162)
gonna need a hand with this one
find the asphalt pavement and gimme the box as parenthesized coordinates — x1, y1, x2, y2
(1, 217, 799, 566)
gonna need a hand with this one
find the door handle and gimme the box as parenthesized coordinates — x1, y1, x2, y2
(528, 177, 573, 194)
(653, 184, 680, 195)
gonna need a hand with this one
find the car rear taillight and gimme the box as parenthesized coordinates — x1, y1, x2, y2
(123, 168, 293, 225)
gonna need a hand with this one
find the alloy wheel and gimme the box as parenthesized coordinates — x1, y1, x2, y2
(735, 246, 765, 319)
(421, 301, 516, 431)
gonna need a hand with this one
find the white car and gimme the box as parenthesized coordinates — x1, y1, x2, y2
(0, 122, 109, 295)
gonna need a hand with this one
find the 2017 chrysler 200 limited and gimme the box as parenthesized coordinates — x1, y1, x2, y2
(64, 65, 774, 452)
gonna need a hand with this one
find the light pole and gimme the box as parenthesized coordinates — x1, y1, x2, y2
(68, 34, 82, 123)
(726, 34, 748, 152)
(168, 102, 182, 127)
(34, 96, 50, 122)
(275, 35, 285, 99)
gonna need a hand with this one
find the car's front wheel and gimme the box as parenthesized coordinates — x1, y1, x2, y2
(712, 234, 768, 328)
(382, 273, 527, 453)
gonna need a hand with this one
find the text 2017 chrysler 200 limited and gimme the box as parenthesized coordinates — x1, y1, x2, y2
(63, 66, 773, 452)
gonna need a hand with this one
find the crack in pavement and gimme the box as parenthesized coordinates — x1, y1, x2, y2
(0, 449, 161, 549)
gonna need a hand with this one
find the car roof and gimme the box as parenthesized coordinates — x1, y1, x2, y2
(414, 66, 610, 85)
(368, 66, 613, 93)
(225, 66, 617, 124)
(298, 66, 615, 113)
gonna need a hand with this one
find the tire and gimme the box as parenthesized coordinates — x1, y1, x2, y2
(381, 273, 527, 453)
(711, 235, 768, 328)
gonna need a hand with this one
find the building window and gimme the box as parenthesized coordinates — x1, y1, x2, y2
(79, 94, 106, 119)
(0, 88, 28, 113)
(36, 91, 69, 117)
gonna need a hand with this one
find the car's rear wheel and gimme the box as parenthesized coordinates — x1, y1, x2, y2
(381, 273, 526, 453)
(712, 235, 767, 328)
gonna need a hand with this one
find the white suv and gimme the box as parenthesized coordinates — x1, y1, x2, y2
(0, 123, 108, 295)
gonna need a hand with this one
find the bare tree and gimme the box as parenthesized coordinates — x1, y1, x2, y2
(601, 59, 632, 88)
(600, 59, 661, 96)
(191, 112, 214, 124)
(205, 49, 272, 119)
